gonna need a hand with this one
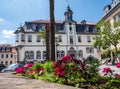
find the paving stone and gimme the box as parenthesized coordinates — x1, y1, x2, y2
(0, 72, 80, 89)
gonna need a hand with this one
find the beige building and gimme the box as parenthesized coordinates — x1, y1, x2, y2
(102, 0, 120, 28)
(14, 6, 100, 62)
(0, 44, 17, 66)
(100, 0, 120, 49)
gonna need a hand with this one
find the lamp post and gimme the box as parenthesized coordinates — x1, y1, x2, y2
(56, 43, 59, 61)
(55, 37, 59, 60)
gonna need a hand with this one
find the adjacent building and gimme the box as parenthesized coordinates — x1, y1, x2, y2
(102, 0, 120, 26)
(0, 44, 17, 66)
(14, 6, 100, 62)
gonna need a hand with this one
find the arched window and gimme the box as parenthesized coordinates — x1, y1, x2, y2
(30, 51, 34, 59)
(86, 47, 90, 53)
(25, 51, 29, 59)
(36, 51, 41, 59)
(79, 50, 83, 58)
(43, 51, 46, 59)
(61, 50, 65, 57)
(90, 47, 94, 53)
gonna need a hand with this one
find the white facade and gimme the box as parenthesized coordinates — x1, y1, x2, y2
(14, 6, 101, 62)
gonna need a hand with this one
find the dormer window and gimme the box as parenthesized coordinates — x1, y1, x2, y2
(6, 46, 10, 51)
(81, 20, 86, 25)
(41, 24, 45, 30)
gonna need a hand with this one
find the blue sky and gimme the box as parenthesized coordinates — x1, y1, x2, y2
(0, 0, 111, 45)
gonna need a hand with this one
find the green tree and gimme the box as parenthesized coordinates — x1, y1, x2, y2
(38, 31, 46, 41)
(93, 21, 120, 64)
(49, 0, 55, 61)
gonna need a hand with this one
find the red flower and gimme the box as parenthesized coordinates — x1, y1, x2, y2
(58, 71, 65, 77)
(38, 68, 44, 74)
(102, 67, 111, 73)
(16, 67, 24, 74)
(70, 67, 76, 71)
(24, 63, 33, 69)
(56, 66, 65, 77)
(61, 55, 72, 61)
(116, 62, 120, 68)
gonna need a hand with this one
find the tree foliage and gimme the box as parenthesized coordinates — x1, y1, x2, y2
(93, 21, 120, 51)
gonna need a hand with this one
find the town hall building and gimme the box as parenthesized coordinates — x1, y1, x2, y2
(14, 6, 100, 62)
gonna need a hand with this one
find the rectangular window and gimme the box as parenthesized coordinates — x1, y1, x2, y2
(1, 54, 4, 58)
(58, 35, 62, 42)
(87, 36, 91, 42)
(78, 36, 81, 42)
(6, 54, 8, 58)
(1, 47, 5, 52)
(36, 35, 41, 42)
(11, 54, 13, 58)
(6, 47, 10, 51)
(16, 34, 19, 42)
(32, 25, 36, 30)
(70, 36, 73, 44)
(27, 35, 32, 42)
(21, 34, 25, 42)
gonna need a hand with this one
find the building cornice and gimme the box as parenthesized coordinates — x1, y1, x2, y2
(100, 2, 120, 22)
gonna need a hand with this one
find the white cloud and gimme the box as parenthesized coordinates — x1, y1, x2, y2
(2, 29, 15, 39)
(0, 18, 4, 22)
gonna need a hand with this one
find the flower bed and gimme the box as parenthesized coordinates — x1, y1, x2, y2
(16, 55, 120, 88)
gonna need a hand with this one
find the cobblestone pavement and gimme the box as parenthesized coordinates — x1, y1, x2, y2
(0, 72, 80, 89)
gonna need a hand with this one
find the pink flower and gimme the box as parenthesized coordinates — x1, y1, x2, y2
(116, 62, 120, 68)
(102, 67, 111, 73)
(24, 63, 33, 69)
(16, 67, 24, 74)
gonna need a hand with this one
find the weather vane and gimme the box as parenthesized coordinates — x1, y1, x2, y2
(66, 0, 70, 6)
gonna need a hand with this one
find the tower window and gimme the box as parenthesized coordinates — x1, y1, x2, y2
(70, 36, 73, 44)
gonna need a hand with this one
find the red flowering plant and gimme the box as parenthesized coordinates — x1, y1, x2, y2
(102, 67, 114, 78)
(53, 55, 93, 84)
(16, 67, 24, 74)
(116, 62, 120, 68)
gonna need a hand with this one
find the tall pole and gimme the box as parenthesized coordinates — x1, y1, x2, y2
(49, 0, 55, 61)
(46, 24, 50, 61)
